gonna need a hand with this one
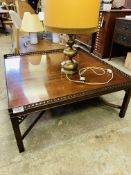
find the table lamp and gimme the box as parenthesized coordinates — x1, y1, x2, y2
(21, 12, 43, 44)
(44, 0, 100, 74)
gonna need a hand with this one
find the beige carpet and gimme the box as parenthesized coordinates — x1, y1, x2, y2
(0, 33, 131, 175)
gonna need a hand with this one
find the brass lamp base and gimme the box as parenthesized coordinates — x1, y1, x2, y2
(61, 34, 78, 74)
(61, 59, 78, 74)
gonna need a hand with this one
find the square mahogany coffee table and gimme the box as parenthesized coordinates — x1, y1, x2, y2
(4, 50, 131, 152)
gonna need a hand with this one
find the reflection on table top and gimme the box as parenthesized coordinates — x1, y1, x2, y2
(19, 36, 65, 54)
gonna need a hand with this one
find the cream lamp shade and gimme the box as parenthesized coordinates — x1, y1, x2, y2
(44, 0, 100, 34)
(21, 12, 43, 44)
(21, 12, 43, 32)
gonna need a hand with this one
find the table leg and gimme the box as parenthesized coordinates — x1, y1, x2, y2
(10, 117, 25, 153)
(119, 90, 131, 118)
(108, 40, 114, 61)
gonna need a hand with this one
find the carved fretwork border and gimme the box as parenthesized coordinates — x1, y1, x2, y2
(9, 81, 131, 118)
(17, 115, 28, 124)
(4, 49, 64, 59)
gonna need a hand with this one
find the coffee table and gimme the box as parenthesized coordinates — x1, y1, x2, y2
(4, 50, 131, 152)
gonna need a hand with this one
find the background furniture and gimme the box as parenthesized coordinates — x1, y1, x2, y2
(76, 10, 131, 58)
(0, 0, 15, 3)
(0, 9, 8, 31)
(109, 17, 131, 60)
(0, 2, 16, 11)
(75, 34, 96, 53)
(93, 10, 131, 58)
(0, 9, 13, 32)
(124, 0, 131, 8)
(15, 0, 34, 19)
(112, 0, 125, 8)
(9, 10, 64, 54)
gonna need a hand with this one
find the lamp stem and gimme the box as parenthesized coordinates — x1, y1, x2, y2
(61, 34, 78, 74)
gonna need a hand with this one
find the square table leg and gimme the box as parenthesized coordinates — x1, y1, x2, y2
(10, 111, 45, 152)
(119, 90, 131, 118)
(10, 117, 25, 153)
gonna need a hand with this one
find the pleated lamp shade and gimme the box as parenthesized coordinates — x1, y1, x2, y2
(21, 12, 43, 44)
(44, 0, 100, 34)
(21, 13, 43, 32)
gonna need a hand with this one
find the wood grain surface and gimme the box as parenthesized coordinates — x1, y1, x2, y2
(4, 50, 131, 110)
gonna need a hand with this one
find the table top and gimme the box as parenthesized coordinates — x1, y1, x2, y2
(19, 36, 65, 54)
(4, 50, 131, 114)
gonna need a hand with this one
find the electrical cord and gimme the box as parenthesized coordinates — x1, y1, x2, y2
(66, 67, 113, 85)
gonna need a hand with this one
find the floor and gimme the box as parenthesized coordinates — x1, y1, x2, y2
(0, 33, 131, 175)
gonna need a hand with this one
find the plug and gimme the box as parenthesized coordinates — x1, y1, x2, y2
(80, 76, 86, 81)
(107, 69, 112, 74)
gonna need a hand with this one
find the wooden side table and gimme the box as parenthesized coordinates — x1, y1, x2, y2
(109, 17, 131, 60)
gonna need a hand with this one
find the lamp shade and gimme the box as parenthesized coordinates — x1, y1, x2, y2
(44, 0, 100, 34)
(21, 12, 43, 32)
